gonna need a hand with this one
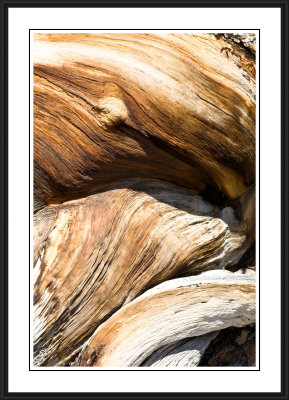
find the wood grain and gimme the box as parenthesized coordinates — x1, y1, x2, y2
(75, 271, 255, 367)
(141, 331, 219, 367)
(33, 33, 256, 367)
(33, 180, 250, 366)
(34, 33, 255, 209)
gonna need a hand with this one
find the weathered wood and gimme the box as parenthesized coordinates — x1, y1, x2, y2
(33, 181, 250, 366)
(33, 33, 255, 209)
(75, 271, 255, 367)
(33, 33, 256, 368)
(141, 331, 219, 367)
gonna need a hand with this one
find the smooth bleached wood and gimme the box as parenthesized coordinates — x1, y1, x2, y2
(141, 331, 219, 367)
(75, 270, 255, 367)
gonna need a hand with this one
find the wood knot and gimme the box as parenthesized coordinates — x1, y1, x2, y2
(92, 97, 128, 129)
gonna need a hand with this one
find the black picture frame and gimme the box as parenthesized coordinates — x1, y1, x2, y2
(0, 1, 288, 399)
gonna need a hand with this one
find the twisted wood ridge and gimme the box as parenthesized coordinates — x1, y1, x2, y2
(33, 33, 256, 367)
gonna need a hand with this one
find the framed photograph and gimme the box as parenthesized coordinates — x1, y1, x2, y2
(1, 0, 288, 399)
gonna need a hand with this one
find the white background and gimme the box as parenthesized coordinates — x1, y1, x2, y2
(8, 7, 281, 393)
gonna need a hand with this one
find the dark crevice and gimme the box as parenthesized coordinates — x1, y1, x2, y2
(199, 324, 255, 366)
(226, 242, 256, 272)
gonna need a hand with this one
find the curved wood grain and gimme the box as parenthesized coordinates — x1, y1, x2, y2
(33, 180, 251, 366)
(141, 331, 219, 367)
(34, 33, 255, 209)
(76, 271, 255, 367)
(33, 33, 256, 368)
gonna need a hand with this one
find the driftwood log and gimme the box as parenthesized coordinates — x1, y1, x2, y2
(33, 33, 256, 367)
